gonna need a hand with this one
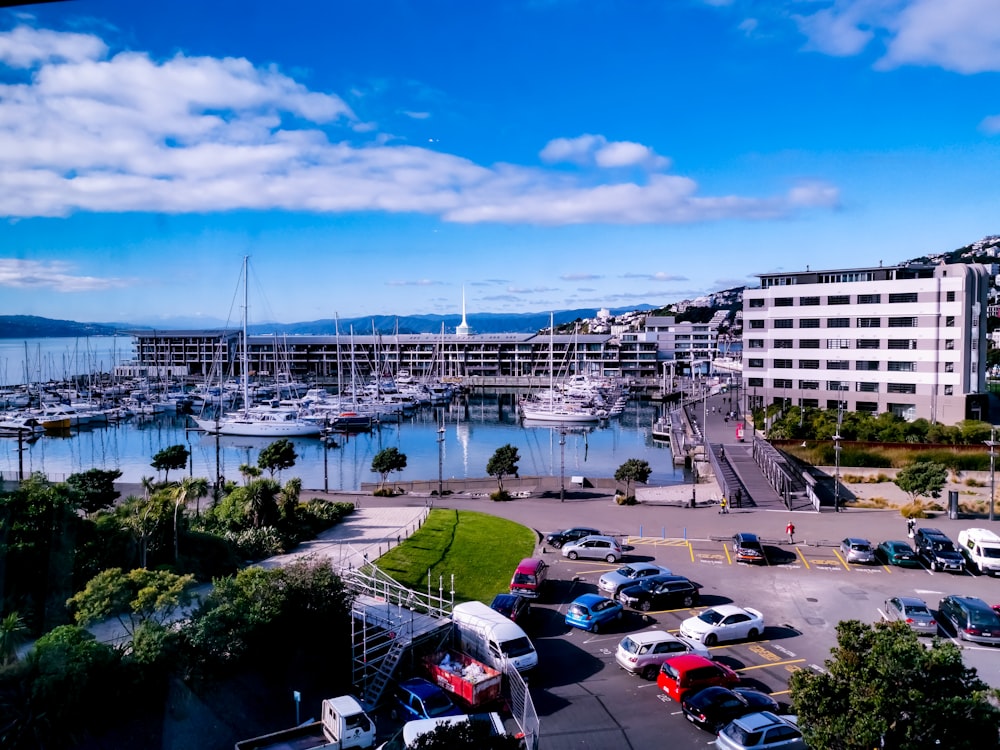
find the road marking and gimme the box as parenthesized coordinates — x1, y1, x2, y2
(736, 658, 806, 672)
(770, 643, 797, 657)
(723, 544, 733, 565)
(832, 549, 850, 570)
(687, 542, 694, 563)
(796, 547, 810, 570)
(747, 643, 782, 662)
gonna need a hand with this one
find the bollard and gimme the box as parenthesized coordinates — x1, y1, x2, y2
(684, 527, 687, 540)
(639, 524, 643, 538)
(662, 526, 665, 539)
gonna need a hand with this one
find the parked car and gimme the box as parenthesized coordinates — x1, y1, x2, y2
(840, 537, 877, 564)
(914, 527, 965, 572)
(938, 595, 1000, 645)
(883, 596, 938, 636)
(509, 557, 548, 600)
(489, 593, 530, 625)
(957, 528, 1000, 575)
(545, 526, 601, 549)
(732, 533, 766, 564)
(565, 594, 624, 633)
(391, 677, 464, 722)
(618, 576, 702, 611)
(615, 630, 709, 679)
(656, 653, 740, 702)
(680, 686, 780, 733)
(715, 711, 807, 750)
(561, 535, 622, 563)
(876, 539, 920, 568)
(679, 604, 765, 647)
(598, 562, 672, 597)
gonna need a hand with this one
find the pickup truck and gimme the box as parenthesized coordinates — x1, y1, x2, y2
(234, 695, 375, 750)
(422, 649, 502, 707)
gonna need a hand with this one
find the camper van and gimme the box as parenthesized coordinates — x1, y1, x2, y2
(958, 528, 1000, 575)
(451, 601, 538, 674)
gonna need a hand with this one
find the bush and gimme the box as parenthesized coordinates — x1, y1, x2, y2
(900, 502, 928, 519)
(223, 526, 285, 560)
(490, 490, 512, 502)
(615, 494, 638, 506)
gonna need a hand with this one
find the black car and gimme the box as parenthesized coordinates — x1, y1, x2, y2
(680, 685, 780, 732)
(490, 593, 531, 624)
(938, 595, 1000, 645)
(913, 527, 965, 572)
(618, 576, 702, 611)
(545, 526, 601, 549)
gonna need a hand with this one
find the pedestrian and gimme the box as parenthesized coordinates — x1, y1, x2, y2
(719, 496, 728, 514)
(786, 521, 795, 544)
(734, 488, 742, 508)
(907, 517, 916, 538)
(719, 445, 725, 459)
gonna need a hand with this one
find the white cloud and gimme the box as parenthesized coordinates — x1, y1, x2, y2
(385, 279, 445, 286)
(622, 272, 689, 282)
(0, 258, 130, 291)
(0, 24, 838, 227)
(980, 114, 1000, 134)
(794, 0, 1000, 73)
(560, 273, 603, 281)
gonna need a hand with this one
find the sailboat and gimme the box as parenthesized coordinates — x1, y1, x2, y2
(520, 314, 603, 425)
(191, 257, 322, 438)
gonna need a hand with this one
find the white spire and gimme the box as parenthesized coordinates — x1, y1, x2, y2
(456, 286, 471, 336)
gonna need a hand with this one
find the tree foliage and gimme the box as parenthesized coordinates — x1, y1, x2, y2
(258, 438, 298, 477)
(409, 717, 525, 749)
(150, 444, 190, 483)
(614, 458, 652, 498)
(65, 468, 122, 514)
(486, 444, 520, 493)
(790, 619, 1000, 749)
(371, 447, 408, 490)
(893, 461, 948, 504)
(66, 567, 195, 637)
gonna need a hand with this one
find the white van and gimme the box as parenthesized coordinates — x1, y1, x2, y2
(451, 601, 539, 674)
(377, 713, 506, 750)
(957, 528, 1000, 575)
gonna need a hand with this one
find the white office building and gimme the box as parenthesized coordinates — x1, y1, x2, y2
(742, 262, 991, 424)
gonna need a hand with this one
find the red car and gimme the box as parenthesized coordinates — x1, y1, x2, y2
(656, 653, 740, 702)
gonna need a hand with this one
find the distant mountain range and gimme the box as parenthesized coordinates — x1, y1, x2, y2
(0, 307, 656, 339)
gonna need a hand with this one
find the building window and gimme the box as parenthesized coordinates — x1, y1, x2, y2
(944, 385, 954, 395)
(857, 382, 879, 392)
(775, 297, 793, 307)
(888, 361, 915, 372)
(800, 380, 819, 390)
(857, 339, 881, 349)
(748, 358, 764, 368)
(774, 378, 793, 388)
(827, 339, 850, 349)
(827, 318, 850, 328)
(828, 295, 850, 305)
(827, 361, 850, 370)
(888, 292, 918, 303)
(749, 320, 764, 329)
(800, 360, 820, 369)
(799, 296, 820, 306)
(799, 318, 820, 328)
(799, 339, 820, 349)
(945, 316, 955, 327)
(827, 381, 848, 391)
(774, 359, 793, 368)
(827, 399, 848, 409)
(856, 361, 879, 371)
(747, 377, 764, 387)
(747, 339, 764, 349)
(944, 362, 954, 373)
(857, 317, 881, 328)
(888, 403, 917, 420)
(887, 383, 917, 394)
(946, 291, 956, 302)
(945, 340, 955, 350)
(749, 298, 764, 308)
(857, 294, 881, 304)
(774, 339, 794, 349)
(888, 339, 916, 350)
(856, 401, 878, 413)
(888, 317, 917, 327)
(774, 319, 794, 329)
(802, 398, 819, 408)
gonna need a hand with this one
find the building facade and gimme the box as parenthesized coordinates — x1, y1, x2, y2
(742, 262, 991, 424)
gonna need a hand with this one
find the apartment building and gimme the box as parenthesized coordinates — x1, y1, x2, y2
(742, 262, 991, 424)
(643, 315, 721, 375)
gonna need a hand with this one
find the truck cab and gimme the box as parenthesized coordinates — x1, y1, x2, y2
(958, 528, 1000, 575)
(234, 695, 375, 750)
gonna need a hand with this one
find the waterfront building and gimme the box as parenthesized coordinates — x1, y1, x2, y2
(643, 315, 723, 376)
(741, 262, 991, 424)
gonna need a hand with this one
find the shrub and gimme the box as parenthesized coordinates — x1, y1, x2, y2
(964, 478, 986, 487)
(900, 502, 928, 519)
(223, 526, 285, 560)
(490, 490, 512, 502)
(615, 494, 638, 506)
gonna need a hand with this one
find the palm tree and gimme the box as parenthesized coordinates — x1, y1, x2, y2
(239, 463, 262, 486)
(172, 477, 208, 563)
(141, 475, 156, 500)
(0, 611, 28, 665)
(244, 478, 280, 529)
(185, 476, 210, 517)
(119, 494, 159, 568)
(279, 477, 302, 521)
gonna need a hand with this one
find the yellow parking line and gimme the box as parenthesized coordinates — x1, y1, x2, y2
(832, 549, 850, 570)
(723, 543, 733, 565)
(796, 547, 810, 570)
(687, 542, 695, 563)
(736, 658, 806, 672)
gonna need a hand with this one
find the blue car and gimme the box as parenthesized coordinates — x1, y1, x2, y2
(391, 677, 463, 722)
(565, 593, 624, 633)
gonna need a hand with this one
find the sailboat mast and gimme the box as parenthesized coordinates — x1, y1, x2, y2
(241, 255, 249, 415)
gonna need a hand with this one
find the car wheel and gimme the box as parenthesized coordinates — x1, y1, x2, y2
(704, 634, 718, 647)
(931, 561, 939, 572)
(640, 600, 652, 612)
(592, 621, 600, 634)
(606, 554, 617, 563)
(748, 628, 759, 640)
(567, 551, 578, 560)
(682, 594, 695, 607)
(642, 665, 658, 680)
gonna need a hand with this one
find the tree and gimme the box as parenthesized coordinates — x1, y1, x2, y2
(486, 444, 520, 495)
(894, 461, 947, 505)
(0, 611, 29, 665)
(66, 567, 195, 638)
(409, 718, 525, 749)
(117, 493, 172, 568)
(279, 477, 302, 521)
(615, 458, 652, 499)
(371, 447, 408, 491)
(239, 462, 262, 485)
(65, 468, 122, 514)
(150, 444, 190, 483)
(244, 477, 281, 529)
(258, 438, 298, 477)
(173, 476, 209, 562)
(790, 619, 1000, 749)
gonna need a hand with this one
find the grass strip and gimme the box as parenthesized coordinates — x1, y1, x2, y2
(376, 508, 535, 604)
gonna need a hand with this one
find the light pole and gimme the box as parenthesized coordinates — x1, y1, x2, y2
(833, 400, 844, 512)
(437, 423, 445, 499)
(559, 429, 566, 502)
(987, 426, 997, 523)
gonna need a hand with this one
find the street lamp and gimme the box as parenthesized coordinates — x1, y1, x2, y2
(559, 429, 566, 502)
(833, 400, 844, 512)
(986, 426, 998, 523)
(437, 424, 446, 499)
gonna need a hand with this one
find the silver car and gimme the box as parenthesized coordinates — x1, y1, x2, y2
(716, 711, 806, 750)
(883, 596, 938, 636)
(598, 562, 672, 597)
(840, 537, 876, 564)
(561, 535, 623, 563)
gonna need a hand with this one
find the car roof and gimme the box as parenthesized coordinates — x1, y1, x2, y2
(844, 537, 871, 545)
(664, 653, 714, 668)
(706, 604, 748, 616)
(400, 677, 446, 698)
(574, 593, 613, 607)
(730, 711, 792, 731)
(882, 540, 911, 547)
(734, 532, 759, 542)
(947, 595, 995, 611)
(491, 593, 519, 605)
(570, 534, 619, 544)
(625, 562, 662, 572)
(625, 629, 677, 645)
(894, 596, 928, 607)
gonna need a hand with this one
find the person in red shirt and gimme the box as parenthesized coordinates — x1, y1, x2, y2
(785, 521, 795, 544)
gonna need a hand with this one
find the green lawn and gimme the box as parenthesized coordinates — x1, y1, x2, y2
(375, 508, 536, 604)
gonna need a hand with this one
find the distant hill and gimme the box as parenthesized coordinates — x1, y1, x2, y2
(0, 315, 121, 339)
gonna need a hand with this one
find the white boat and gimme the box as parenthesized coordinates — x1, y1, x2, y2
(0, 414, 45, 436)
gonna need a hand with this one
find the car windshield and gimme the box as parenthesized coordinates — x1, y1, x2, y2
(698, 609, 725, 625)
(904, 604, 930, 616)
(513, 573, 534, 584)
(568, 604, 587, 617)
(721, 723, 762, 746)
(501, 637, 534, 657)
(619, 637, 639, 654)
(968, 609, 1000, 628)
(851, 543, 871, 551)
(423, 691, 454, 717)
(616, 566, 635, 577)
(933, 541, 956, 553)
(982, 547, 1000, 559)
(593, 599, 615, 612)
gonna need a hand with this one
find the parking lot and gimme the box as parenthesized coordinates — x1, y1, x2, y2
(519, 529, 1000, 750)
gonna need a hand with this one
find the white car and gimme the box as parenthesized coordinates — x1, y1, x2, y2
(678, 604, 765, 646)
(561, 535, 623, 563)
(598, 562, 672, 596)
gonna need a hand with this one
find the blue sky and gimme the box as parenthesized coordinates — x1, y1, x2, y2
(0, 0, 998, 326)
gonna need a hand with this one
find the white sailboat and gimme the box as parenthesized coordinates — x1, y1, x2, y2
(520, 314, 603, 425)
(192, 257, 321, 438)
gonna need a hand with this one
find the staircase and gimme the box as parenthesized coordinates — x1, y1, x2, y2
(362, 637, 406, 709)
